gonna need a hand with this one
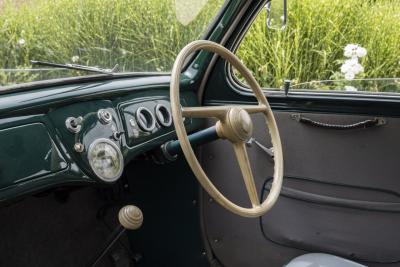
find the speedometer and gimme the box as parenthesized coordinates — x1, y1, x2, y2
(87, 138, 123, 182)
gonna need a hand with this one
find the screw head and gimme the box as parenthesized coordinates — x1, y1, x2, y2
(74, 143, 84, 152)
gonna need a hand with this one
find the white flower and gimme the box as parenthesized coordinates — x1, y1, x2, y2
(17, 38, 25, 46)
(344, 44, 358, 58)
(344, 44, 367, 58)
(340, 44, 367, 81)
(356, 47, 367, 58)
(345, 85, 358, 92)
(344, 72, 355, 80)
(341, 58, 364, 75)
(71, 55, 79, 63)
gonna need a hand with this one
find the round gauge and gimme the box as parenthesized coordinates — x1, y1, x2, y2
(87, 138, 124, 182)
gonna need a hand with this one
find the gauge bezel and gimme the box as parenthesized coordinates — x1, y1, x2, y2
(135, 106, 156, 132)
(87, 138, 124, 182)
(155, 104, 172, 127)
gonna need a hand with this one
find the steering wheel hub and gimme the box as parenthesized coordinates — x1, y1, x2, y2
(216, 107, 254, 143)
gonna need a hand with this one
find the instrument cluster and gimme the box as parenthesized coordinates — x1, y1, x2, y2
(120, 99, 179, 147)
(60, 98, 181, 183)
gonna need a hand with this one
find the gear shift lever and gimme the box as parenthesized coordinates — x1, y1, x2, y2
(118, 205, 143, 230)
(89, 205, 143, 267)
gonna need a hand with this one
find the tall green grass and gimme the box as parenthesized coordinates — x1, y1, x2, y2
(237, 0, 400, 89)
(0, 0, 223, 85)
(1, 0, 399, 89)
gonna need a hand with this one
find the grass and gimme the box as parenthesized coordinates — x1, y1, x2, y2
(0, 0, 223, 85)
(0, 0, 399, 91)
(237, 0, 400, 90)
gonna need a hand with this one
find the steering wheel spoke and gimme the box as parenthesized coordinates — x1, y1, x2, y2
(182, 104, 267, 119)
(233, 142, 260, 207)
(241, 104, 268, 114)
(182, 106, 229, 119)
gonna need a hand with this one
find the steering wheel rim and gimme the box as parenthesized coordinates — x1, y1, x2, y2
(170, 40, 283, 218)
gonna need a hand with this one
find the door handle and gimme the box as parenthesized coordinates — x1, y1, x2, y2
(291, 114, 386, 130)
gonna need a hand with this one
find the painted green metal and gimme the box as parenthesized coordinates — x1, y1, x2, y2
(0, 76, 171, 118)
(0, 114, 91, 203)
(165, 126, 219, 156)
(0, 123, 67, 189)
(0, 0, 251, 201)
(2, 0, 398, 203)
(0, 81, 202, 201)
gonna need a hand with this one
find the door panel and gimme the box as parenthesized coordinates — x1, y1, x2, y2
(200, 111, 400, 266)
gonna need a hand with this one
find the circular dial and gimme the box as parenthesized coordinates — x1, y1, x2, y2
(87, 138, 123, 182)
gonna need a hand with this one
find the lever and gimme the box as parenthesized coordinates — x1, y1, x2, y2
(246, 137, 274, 160)
(65, 116, 83, 133)
(284, 80, 291, 96)
(89, 205, 143, 267)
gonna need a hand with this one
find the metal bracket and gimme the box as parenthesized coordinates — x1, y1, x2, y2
(246, 137, 274, 160)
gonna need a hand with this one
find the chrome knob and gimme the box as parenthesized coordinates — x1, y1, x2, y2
(118, 205, 143, 230)
(98, 109, 113, 124)
(65, 116, 83, 133)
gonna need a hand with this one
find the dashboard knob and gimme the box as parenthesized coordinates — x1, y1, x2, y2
(98, 109, 113, 124)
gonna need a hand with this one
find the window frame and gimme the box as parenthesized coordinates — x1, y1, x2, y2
(226, 0, 400, 99)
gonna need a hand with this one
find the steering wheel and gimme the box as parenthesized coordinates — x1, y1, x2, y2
(170, 40, 283, 218)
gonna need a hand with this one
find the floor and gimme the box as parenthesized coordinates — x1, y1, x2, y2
(0, 186, 125, 267)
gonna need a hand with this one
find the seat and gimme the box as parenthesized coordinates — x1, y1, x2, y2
(285, 253, 367, 267)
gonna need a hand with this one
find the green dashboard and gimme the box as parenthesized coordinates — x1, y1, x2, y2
(0, 75, 202, 203)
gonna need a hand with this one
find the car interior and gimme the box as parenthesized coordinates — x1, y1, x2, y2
(0, 0, 399, 266)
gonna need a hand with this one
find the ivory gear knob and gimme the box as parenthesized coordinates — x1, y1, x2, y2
(118, 205, 143, 230)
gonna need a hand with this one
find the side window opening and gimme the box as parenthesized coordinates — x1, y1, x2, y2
(233, 0, 400, 94)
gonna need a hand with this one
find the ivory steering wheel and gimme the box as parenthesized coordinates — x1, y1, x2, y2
(170, 40, 283, 218)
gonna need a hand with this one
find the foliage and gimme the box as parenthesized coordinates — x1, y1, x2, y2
(237, 0, 400, 90)
(0, 0, 399, 91)
(0, 0, 222, 85)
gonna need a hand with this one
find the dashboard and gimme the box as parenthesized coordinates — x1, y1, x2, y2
(0, 76, 202, 202)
